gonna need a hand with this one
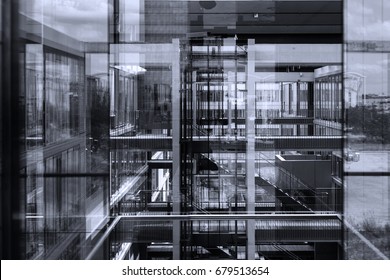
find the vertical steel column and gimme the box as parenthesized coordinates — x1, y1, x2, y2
(246, 39, 256, 260)
(1, 0, 23, 259)
(192, 71, 197, 131)
(172, 39, 181, 259)
(113, 0, 120, 43)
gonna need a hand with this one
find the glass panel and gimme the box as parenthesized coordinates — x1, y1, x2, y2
(344, 0, 390, 259)
(6, 0, 379, 260)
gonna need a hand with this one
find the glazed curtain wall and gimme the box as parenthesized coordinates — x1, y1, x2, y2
(344, 0, 390, 259)
(1, 0, 388, 260)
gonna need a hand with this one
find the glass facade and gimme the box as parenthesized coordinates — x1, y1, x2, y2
(0, 0, 389, 260)
(344, 0, 390, 259)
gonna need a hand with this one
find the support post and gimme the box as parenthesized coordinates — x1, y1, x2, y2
(246, 39, 256, 260)
(172, 38, 181, 260)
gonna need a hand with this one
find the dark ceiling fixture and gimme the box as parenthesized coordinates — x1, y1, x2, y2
(199, 1, 217, 10)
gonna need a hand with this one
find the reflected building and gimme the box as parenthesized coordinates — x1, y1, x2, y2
(0, 0, 389, 260)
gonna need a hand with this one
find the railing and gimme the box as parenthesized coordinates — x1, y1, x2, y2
(110, 165, 148, 208)
(257, 152, 333, 212)
(271, 243, 302, 260)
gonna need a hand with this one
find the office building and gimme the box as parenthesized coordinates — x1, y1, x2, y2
(0, 0, 389, 260)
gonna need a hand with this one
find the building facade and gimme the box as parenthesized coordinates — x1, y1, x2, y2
(0, 0, 389, 260)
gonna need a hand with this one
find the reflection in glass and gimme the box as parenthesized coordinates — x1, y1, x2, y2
(1, 0, 388, 260)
